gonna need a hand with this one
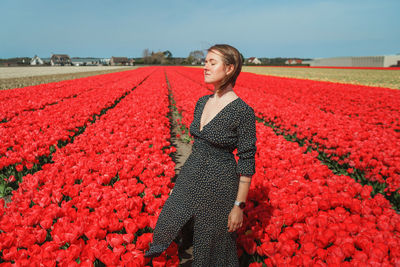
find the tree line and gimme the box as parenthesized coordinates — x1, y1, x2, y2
(137, 49, 205, 65)
(137, 49, 311, 66)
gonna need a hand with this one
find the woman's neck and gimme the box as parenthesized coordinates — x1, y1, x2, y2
(213, 84, 233, 98)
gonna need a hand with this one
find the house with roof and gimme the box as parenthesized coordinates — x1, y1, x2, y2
(50, 54, 71, 66)
(285, 59, 303, 65)
(110, 57, 131, 66)
(70, 58, 103, 66)
(247, 57, 261, 64)
(30, 55, 44, 65)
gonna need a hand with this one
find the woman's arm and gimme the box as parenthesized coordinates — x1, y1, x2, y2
(235, 175, 252, 203)
(227, 175, 251, 232)
(228, 105, 257, 232)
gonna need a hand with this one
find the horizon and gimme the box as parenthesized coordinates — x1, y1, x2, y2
(1, 55, 316, 60)
(1, 0, 399, 59)
(3, 54, 400, 61)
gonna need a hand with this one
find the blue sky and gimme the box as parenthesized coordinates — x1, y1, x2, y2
(1, 0, 399, 59)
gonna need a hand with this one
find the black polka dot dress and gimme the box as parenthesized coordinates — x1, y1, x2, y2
(144, 93, 257, 266)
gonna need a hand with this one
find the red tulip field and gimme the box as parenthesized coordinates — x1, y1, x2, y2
(1, 66, 400, 266)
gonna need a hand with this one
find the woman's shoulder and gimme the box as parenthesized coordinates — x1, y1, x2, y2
(194, 94, 211, 111)
(236, 97, 255, 114)
(197, 94, 212, 103)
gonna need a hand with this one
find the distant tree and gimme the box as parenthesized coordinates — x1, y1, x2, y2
(170, 57, 186, 65)
(259, 58, 270, 64)
(187, 50, 205, 65)
(134, 57, 144, 64)
(151, 51, 166, 64)
(0, 57, 30, 66)
(142, 49, 151, 64)
(163, 50, 173, 59)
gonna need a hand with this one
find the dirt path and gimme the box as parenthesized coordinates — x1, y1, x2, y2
(166, 88, 194, 266)
(169, 113, 193, 179)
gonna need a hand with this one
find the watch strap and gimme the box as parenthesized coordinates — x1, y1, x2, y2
(234, 200, 245, 209)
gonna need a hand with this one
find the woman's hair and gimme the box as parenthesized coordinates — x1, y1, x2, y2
(207, 44, 243, 92)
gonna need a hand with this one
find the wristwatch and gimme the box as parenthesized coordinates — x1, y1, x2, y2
(234, 200, 246, 209)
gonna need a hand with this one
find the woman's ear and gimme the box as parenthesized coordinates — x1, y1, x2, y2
(225, 64, 234, 76)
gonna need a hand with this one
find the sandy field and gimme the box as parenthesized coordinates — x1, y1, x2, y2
(0, 66, 138, 90)
(191, 66, 400, 89)
(241, 66, 400, 90)
(0, 66, 134, 79)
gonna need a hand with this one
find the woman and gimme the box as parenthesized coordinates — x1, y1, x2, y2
(144, 44, 257, 266)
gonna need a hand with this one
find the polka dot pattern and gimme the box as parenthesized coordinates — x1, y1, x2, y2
(144, 94, 257, 266)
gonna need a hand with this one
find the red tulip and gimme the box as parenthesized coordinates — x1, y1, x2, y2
(135, 233, 152, 251)
(249, 262, 263, 267)
(342, 242, 355, 258)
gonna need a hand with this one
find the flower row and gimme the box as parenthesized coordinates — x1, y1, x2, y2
(0, 70, 140, 122)
(238, 72, 400, 131)
(0, 68, 152, 172)
(244, 124, 400, 266)
(0, 67, 179, 266)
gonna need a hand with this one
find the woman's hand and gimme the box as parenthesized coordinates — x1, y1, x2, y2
(227, 206, 243, 232)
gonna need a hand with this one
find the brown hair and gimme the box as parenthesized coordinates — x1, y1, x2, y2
(207, 44, 243, 93)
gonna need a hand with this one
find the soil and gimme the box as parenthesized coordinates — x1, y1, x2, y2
(2, 195, 11, 208)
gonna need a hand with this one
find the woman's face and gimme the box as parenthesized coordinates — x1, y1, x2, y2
(204, 50, 233, 86)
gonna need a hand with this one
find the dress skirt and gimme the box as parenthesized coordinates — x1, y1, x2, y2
(145, 138, 240, 266)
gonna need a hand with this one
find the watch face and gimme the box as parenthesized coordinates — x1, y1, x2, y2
(239, 202, 246, 209)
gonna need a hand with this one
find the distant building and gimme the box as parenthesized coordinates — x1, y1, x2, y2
(308, 55, 400, 67)
(285, 59, 303, 65)
(247, 57, 261, 64)
(110, 56, 130, 66)
(30, 55, 44, 65)
(50, 54, 71, 66)
(101, 58, 111, 65)
(71, 58, 102, 66)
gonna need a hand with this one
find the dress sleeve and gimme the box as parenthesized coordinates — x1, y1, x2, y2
(193, 95, 206, 114)
(236, 106, 257, 177)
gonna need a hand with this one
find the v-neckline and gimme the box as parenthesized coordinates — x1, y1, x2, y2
(199, 94, 240, 133)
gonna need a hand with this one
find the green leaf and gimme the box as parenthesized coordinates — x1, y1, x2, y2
(0, 183, 6, 197)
